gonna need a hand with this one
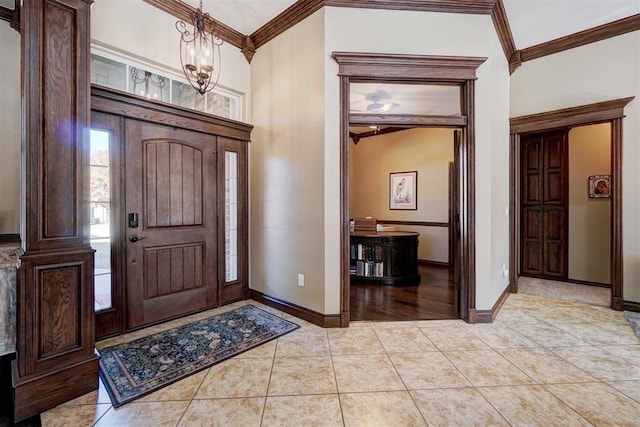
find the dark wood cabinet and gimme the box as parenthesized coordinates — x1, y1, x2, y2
(520, 131, 568, 279)
(350, 232, 420, 286)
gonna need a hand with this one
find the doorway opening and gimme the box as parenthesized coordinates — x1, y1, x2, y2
(333, 52, 488, 325)
(509, 97, 635, 310)
(348, 127, 459, 321)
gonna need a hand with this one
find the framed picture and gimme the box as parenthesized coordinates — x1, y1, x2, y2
(588, 175, 611, 198)
(389, 171, 417, 210)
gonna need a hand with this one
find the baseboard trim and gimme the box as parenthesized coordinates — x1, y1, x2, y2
(0, 234, 20, 244)
(468, 283, 511, 323)
(567, 278, 611, 288)
(12, 352, 99, 422)
(249, 289, 341, 328)
(418, 259, 450, 268)
(612, 296, 624, 311)
(623, 300, 640, 312)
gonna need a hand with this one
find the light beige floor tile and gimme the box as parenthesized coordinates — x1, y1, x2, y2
(177, 398, 264, 427)
(463, 323, 540, 349)
(262, 394, 343, 427)
(41, 403, 111, 427)
(137, 369, 208, 402)
(413, 319, 467, 328)
(389, 352, 471, 390)
(333, 354, 405, 393)
(370, 320, 416, 329)
(411, 388, 508, 426)
(553, 322, 640, 345)
(478, 385, 591, 426)
(529, 308, 587, 324)
(235, 340, 277, 358)
(607, 380, 640, 403)
(552, 346, 640, 381)
(195, 358, 273, 398)
(444, 350, 534, 387)
(347, 321, 373, 329)
(94, 401, 190, 427)
(596, 320, 640, 339)
(268, 356, 337, 396)
(545, 382, 640, 426)
(498, 348, 596, 384)
(282, 314, 323, 332)
(328, 328, 385, 355)
(600, 344, 640, 366)
(420, 326, 490, 351)
(374, 326, 438, 353)
(507, 322, 591, 347)
(494, 308, 545, 324)
(340, 391, 426, 427)
(275, 329, 330, 357)
(61, 378, 112, 406)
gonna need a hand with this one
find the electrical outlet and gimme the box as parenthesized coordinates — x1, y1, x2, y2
(501, 264, 509, 277)
(297, 273, 305, 287)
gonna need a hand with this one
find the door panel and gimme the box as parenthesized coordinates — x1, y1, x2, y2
(520, 131, 568, 280)
(521, 208, 543, 275)
(125, 120, 217, 330)
(522, 136, 543, 204)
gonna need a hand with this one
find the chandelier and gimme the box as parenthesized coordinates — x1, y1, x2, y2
(175, 0, 222, 95)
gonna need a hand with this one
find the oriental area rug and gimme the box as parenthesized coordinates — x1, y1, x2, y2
(99, 305, 299, 407)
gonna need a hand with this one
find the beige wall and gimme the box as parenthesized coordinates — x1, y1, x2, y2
(511, 31, 640, 302)
(249, 10, 326, 313)
(349, 128, 453, 263)
(568, 124, 611, 284)
(0, 22, 21, 234)
(324, 8, 511, 311)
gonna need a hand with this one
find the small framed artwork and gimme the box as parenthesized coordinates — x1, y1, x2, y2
(390, 171, 417, 210)
(588, 175, 611, 198)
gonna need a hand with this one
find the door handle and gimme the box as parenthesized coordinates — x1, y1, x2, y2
(129, 235, 147, 243)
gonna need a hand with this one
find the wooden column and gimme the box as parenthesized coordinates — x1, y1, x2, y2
(12, 0, 98, 421)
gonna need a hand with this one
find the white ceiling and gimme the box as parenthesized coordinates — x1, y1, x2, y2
(502, 0, 640, 49)
(184, 0, 298, 35)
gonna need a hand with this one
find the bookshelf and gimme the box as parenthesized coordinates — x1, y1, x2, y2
(350, 231, 421, 286)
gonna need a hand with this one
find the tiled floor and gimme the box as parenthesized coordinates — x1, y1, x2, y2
(42, 294, 640, 426)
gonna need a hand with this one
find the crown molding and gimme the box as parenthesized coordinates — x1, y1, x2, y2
(516, 14, 640, 65)
(142, 0, 247, 50)
(250, 0, 501, 50)
(490, 0, 517, 73)
(324, 0, 497, 14)
(250, 0, 323, 49)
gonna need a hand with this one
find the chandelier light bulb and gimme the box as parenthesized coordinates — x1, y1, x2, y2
(175, 0, 222, 95)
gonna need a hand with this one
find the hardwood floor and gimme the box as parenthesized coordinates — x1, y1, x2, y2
(350, 263, 457, 321)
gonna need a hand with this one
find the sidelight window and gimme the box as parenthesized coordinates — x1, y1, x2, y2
(90, 129, 113, 311)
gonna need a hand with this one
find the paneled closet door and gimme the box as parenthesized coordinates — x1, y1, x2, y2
(520, 131, 568, 279)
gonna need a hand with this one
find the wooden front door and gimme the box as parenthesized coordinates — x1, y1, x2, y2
(520, 131, 568, 279)
(125, 120, 218, 329)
